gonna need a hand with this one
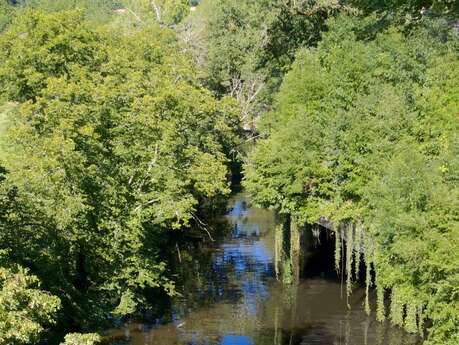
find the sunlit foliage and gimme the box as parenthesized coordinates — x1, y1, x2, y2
(244, 14, 459, 344)
(59, 333, 101, 345)
(0, 8, 240, 340)
(0, 263, 61, 345)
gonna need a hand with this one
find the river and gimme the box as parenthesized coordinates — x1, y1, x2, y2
(105, 191, 421, 345)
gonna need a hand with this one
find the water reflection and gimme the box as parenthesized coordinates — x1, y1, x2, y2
(105, 192, 421, 345)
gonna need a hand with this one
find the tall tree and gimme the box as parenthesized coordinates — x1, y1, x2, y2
(0, 9, 240, 336)
(244, 14, 459, 344)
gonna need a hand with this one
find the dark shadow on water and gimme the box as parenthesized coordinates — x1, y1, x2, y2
(300, 224, 337, 280)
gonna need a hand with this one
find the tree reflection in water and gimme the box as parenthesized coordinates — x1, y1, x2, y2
(105, 192, 421, 345)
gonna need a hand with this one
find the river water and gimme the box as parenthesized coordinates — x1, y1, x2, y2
(106, 192, 421, 345)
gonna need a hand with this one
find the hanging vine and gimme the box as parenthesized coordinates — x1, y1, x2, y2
(289, 216, 301, 283)
(418, 305, 425, 336)
(363, 234, 374, 315)
(329, 219, 428, 338)
(354, 223, 363, 280)
(274, 225, 283, 280)
(390, 287, 405, 327)
(376, 271, 386, 322)
(345, 222, 354, 307)
(290, 216, 301, 254)
(404, 302, 419, 333)
(335, 225, 341, 273)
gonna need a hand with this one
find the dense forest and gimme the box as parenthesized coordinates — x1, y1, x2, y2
(0, 1, 457, 345)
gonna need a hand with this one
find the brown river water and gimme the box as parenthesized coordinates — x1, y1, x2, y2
(105, 192, 421, 345)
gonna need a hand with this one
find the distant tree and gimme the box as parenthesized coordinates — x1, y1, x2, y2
(121, 0, 190, 26)
(183, 0, 353, 130)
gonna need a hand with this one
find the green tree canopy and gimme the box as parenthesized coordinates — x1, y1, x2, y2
(0, 8, 240, 337)
(244, 14, 459, 344)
